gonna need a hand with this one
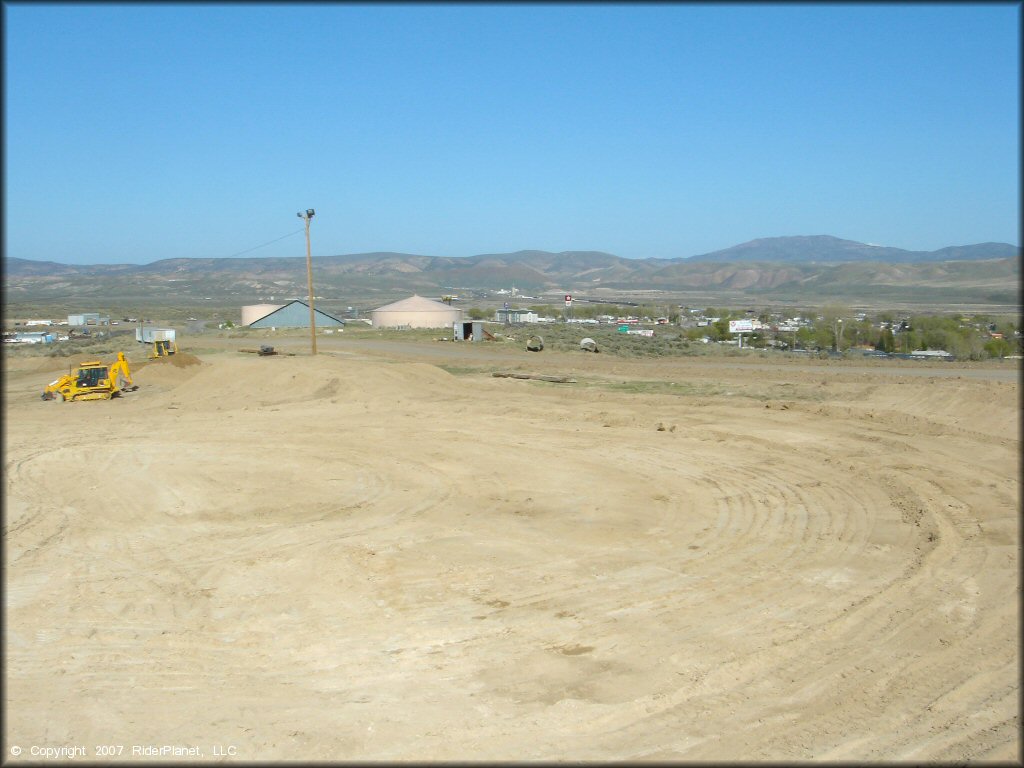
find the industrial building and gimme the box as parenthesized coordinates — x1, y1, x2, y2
(8, 331, 55, 344)
(246, 300, 345, 329)
(370, 295, 463, 329)
(68, 313, 109, 326)
(495, 308, 539, 324)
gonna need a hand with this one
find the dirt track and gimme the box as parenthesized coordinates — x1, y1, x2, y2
(4, 341, 1020, 761)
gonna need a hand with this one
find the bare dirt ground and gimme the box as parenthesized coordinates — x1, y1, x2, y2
(4, 336, 1020, 762)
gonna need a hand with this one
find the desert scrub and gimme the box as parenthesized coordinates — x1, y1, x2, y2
(583, 379, 729, 397)
(45, 346, 77, 358)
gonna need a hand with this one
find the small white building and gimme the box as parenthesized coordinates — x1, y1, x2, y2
(454, 320, 485, 341)
(137, 327, 176, 343)
(68, 312, 109, 326)
(13, 331, 55, 344)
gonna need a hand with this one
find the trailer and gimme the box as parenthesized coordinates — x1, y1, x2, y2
(136, 327, 176, 344)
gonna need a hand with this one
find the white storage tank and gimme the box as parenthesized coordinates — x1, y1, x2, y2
(241, 304, 286, 326)
(370, 295, 463, 329)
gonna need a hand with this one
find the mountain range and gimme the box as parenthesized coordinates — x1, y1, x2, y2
(687, 235, 1019, 263)
(4, 235, 1020, 306)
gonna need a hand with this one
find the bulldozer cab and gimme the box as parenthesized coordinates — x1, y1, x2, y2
(76, 365, 107, 388)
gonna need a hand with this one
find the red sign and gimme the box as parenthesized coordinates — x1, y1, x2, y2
(565, 294, 572, 304)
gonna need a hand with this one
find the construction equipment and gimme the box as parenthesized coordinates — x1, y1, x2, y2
(42, 352, 138, 402)
(149, 339, 178, 358)
(239, 345, 294, 356)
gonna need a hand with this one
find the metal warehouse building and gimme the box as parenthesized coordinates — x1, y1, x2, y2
(370, 295, 463, 329)
(68, 313, 110, 326)
(246, 300, 345, 329)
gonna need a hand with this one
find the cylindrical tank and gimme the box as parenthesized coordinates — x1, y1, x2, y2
(370, 295, 463, 329)
(241, 304, 285, 326)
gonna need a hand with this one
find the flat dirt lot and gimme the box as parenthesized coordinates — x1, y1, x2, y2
(4, 335, 1020, 762)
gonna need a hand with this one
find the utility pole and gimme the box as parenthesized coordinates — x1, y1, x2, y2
(297, 208, 316, 355)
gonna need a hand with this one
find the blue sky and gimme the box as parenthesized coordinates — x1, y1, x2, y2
(4, 2, 1020, 265)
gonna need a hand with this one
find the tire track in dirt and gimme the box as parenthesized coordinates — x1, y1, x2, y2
(463, 383, 1017, 760)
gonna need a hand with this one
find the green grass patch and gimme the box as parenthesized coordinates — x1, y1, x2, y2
(578, 376, 826, 402)
(436, 364, 489, 376)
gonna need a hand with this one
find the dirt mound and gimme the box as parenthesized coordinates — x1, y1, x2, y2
(132, 352, 203, 370)
(129, 353, 206, 393)
(127, 353, 460, 413)
(167, 351, 202, 367)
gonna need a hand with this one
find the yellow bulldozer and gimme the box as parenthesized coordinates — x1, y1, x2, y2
(149, 339, 178, 358)
(42, 352, 139, 402)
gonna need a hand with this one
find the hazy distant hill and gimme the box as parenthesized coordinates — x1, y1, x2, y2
(688, 235, 1020, 264)
(4, 236, 1020, 306)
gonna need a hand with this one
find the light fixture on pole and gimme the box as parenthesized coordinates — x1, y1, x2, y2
(297, 208, 317, 355)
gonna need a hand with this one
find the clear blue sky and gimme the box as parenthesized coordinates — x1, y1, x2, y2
(4, 2, 1020, 264)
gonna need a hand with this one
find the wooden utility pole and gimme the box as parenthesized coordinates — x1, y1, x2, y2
(298, 209, 317, 355)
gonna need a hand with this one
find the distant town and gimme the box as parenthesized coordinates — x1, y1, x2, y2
(4, 298, 1019, 362)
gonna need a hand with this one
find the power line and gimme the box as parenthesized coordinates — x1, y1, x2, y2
(227, 229, 304, 258)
